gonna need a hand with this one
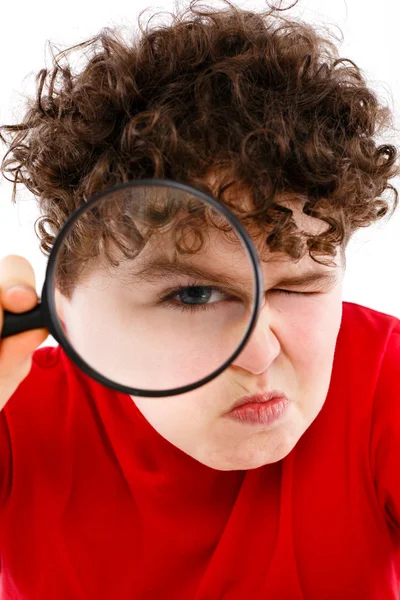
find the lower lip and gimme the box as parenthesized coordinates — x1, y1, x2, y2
(226, 397, 290, 426)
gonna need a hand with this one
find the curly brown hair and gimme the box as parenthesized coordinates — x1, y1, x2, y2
(0, 0, 399, 295)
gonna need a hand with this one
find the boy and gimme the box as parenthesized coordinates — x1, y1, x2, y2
(0, 1, 399, 597)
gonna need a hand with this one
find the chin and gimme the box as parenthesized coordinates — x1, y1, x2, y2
(200, 438, 298, 471)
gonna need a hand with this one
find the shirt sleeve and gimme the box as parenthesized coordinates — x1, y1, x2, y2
(370, 323, 400, 538)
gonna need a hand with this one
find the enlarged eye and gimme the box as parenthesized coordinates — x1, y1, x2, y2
(157, 283, 239, 313)
(169, 285, 226, 306)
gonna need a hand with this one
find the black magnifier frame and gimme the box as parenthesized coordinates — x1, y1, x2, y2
(1, 179, 264, 397)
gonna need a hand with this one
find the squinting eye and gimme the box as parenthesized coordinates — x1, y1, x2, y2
(271, 289, 315, 296)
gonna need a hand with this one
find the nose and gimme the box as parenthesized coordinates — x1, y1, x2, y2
(230, 303, 280, 375)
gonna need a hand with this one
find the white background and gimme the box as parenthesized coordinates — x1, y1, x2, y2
(0, 0, 399, 350)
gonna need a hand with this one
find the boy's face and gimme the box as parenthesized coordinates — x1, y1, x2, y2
(56, 193, 344, 471)
(130, 198, 344, 471)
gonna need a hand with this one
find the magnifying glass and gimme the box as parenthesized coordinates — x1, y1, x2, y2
(0, 179, 264, 397)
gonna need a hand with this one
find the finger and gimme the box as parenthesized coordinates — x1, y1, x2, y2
(0, 328, 49, 379)
(0, 255, 36, 292)
(0, 285, 38, 314)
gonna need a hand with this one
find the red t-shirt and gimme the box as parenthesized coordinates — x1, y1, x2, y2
(0, 300, 399, 599)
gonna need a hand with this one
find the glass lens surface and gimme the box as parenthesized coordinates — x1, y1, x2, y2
(51, 183, 258, 392)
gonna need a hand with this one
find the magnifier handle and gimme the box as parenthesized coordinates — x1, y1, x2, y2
(1, 303, 46, 339)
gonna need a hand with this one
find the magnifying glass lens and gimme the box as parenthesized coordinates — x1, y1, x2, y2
(51, 183, 258, 393)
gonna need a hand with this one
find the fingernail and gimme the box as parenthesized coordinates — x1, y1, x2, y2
(3, 285, 35, 295)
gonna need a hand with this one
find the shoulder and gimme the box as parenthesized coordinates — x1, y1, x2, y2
(336, 302, 400, 465)
(341, 300, 400, 337)
(316, 301, 400, 436)
(4, 342, 113, 429)
(349, 304, 400, 532)
(337, 301, 400, 364)
(333, 301, 400, 401)
(0, 343, 123, 485)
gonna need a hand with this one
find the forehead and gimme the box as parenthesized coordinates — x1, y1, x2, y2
(122, 198, 343, 290)
(84, 177, 343, 286)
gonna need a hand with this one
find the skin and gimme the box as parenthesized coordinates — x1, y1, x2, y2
(0, 255, 48, 412)
(55, 191, 345, 471)
(131, 206, 344, 470)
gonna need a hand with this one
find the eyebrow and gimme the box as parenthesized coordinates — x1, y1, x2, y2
(130, 258, 246, 287)
(129, 257, 339, 290)
(274, 270, 339, 289)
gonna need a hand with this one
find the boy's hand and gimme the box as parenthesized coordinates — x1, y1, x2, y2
(0, 255, 48, 411)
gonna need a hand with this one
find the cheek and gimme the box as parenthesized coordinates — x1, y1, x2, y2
(276, 294, 342, 385)
(131, 389, 208, 444)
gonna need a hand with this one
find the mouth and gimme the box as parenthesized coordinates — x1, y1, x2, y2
(225, 390, 289, 415)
